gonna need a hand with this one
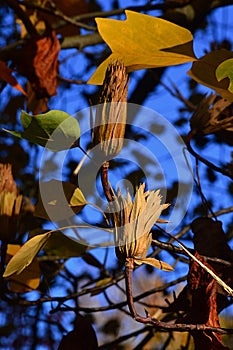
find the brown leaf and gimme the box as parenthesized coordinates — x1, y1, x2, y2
(17, 30, 60, 113)
(186, 252, 229, 350)
(0, 60, 27, 96)
(165, 218, 233, 316)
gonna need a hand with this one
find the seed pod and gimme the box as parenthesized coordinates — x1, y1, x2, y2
(0, 164, 23, 242)
(92, 61, 128, 158)
(190, 94, 233, 135)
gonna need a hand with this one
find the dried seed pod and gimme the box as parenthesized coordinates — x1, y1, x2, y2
(190, 94, 233, 135)
(92, 61, 128, 158)
(0, 164, 23, 242)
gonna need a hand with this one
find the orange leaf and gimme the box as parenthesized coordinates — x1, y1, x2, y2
(0, 60, 27, 96)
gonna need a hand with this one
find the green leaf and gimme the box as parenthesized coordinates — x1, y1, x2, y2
(133, 257, 173, 271)
(3, 110, 80, 151)
(43, 231, 87, 258)
(188, 49, 233, 102)
(34, 180, 87, 221)
(4, 233, 51, 277)
(88, 10, 196, 85)
(216, 58, 233, 94)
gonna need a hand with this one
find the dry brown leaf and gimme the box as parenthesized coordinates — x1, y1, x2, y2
(186, 252, 229, 350)
(17, 30, 60, 113)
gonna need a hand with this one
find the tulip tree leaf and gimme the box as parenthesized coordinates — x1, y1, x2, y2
(5, 244, 41, 293)
(34, 180, 87, 221)
(188, 49, 233, 102)
(216, 58, 233, 94)
(3, 110, 80, 151)
(88, 10, 196, 85)
(4, 231, 88, 278)
(3, 233, 51, 278)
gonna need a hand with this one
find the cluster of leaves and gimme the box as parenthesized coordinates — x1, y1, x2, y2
(0, 1, 233, 349)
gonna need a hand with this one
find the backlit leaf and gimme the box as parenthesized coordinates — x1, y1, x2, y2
(3, 110, 80, 151)
(6, 245, 41, 293)
(88, 10, 196, 85)
(216, 58, 233, 94)
(70, 187, 87, 207)
(34, 180, 86, 221)
(3, 232, 51, 278)
(188, 49, 233, 102)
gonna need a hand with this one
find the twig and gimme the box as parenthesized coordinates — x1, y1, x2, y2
(152, 239, 233, 267)
(124, 259, 233, 334)
(187, 131, 233, 180)
(57, 75, 86, 85)
(4, 0, 37, 35)
(21, 0, 96, 31)
(160, 79, 196, 111)
(19, 1, 189, 28)
(155, 224, 233, 297)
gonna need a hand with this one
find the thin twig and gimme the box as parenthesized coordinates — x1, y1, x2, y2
(57, 75, 86, 85)
(152, 239, 233, 267)
(160, 79, 196, 111)
(187, 131, 233, 180)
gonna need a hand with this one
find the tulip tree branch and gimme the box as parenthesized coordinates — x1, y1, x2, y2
(124, 258, 233, 334)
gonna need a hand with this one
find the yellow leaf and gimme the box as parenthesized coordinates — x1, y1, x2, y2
(70, 187, 87, 207)
(3, 233, 51, 278)
(88, 10, 196, 85)
(188, 49, 233, 102)
(134, 257, 173, 271)
(6, 244, 41, 293)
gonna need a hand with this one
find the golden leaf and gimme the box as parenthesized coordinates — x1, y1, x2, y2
(88, 10, 196, 85)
